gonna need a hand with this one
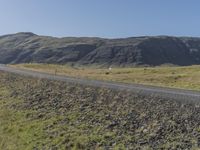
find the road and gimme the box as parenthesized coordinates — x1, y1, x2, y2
(0, 64, 200, 102)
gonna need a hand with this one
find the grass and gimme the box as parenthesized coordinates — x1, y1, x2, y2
(0, 87, 40, 150)
(11, 63, 200, 91)
(1, 71, 200, 149)
(0, 87, 99, 150)
(0, 86, 67, 150)
(0, 89, 98, 150)
(0, 73, 128, 149)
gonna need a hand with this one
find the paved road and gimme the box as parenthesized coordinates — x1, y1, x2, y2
(0, 64, 200, 102)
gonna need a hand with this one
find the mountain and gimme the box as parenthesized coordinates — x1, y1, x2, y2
(0, 32, 200, 66)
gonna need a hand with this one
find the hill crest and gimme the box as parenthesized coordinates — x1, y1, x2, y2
(0, 32, 200, 66)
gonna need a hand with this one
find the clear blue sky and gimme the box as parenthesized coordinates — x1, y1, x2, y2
(0, 0, 200, 38)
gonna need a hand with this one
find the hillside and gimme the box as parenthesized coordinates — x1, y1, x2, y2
(1, 71, 200, 149)
(1, 32, 200, 66)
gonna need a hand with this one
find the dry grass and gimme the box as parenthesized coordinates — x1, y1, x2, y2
(11, 63, 200, 91)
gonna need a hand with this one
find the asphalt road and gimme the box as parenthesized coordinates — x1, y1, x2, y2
(0, 64, 200, 102)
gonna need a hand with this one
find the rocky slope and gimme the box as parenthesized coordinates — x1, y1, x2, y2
(1, 32, 200, 66)
(1, 71, 200, 149)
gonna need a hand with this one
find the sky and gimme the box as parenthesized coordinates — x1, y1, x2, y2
(0, 0, 200, 38)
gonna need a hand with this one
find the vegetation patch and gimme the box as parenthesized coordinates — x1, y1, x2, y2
(1, 71, 200, 149)
(12, 63, 200, 91)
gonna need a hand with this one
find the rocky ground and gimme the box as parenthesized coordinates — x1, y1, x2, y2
(1, 71, 200, 149)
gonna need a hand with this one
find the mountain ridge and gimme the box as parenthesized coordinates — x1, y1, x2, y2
(1, 32, 200, 66)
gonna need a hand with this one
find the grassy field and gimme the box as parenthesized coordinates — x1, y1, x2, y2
(0, 72, 125, 150)
(1, 71, 200, 149)
(11, 63, 200, 91)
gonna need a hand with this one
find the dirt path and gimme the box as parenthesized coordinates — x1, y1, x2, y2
(0, 64, 200, 101)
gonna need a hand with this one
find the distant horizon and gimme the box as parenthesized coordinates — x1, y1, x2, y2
(1, 31, 200, 39)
